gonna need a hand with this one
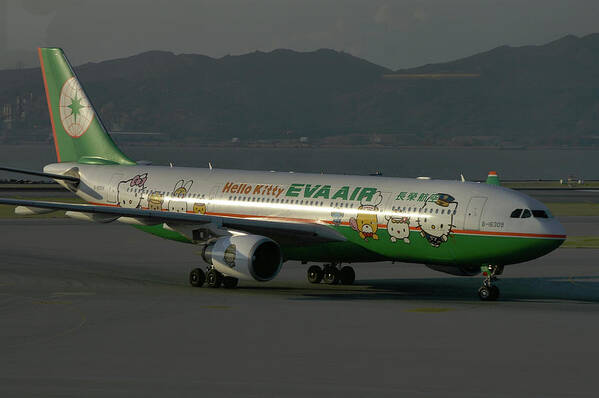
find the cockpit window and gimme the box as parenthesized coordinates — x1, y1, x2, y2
(510, 209, 523, 218)
(521, 209, 532, 218)
(532, 210, 549, 218)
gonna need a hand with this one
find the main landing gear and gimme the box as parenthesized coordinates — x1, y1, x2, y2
(478, 265, 504, 301)
(307, 263, 355, 285)
(189, 267, 239, 289)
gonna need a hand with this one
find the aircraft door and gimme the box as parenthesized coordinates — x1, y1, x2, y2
(464, 197, 487, 230)
(106, 173, 123, 203)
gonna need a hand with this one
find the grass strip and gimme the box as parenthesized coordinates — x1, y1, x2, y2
(546, 203, 599, 216)
(562, 236, 599, 249)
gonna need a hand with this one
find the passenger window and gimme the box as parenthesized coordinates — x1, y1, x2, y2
(521, 209, 532, 218)
(532, 210, 548, 218)
(510, 209, 522, 218)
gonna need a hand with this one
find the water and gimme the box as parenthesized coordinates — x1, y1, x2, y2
(1, 144, 597, 181)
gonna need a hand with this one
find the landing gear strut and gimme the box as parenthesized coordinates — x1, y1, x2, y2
(478, 265, 503, 301)
(307, 264, 355, 285)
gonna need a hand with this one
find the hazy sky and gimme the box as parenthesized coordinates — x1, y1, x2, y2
(1, 0, 599, 70)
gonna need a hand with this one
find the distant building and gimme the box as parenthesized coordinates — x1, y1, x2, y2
(2, 103, 12, 130)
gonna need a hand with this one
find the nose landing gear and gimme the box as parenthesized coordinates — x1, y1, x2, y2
(478, 265, 503, 301)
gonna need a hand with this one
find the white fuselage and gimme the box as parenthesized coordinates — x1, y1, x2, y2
(45, 162, 566, 265)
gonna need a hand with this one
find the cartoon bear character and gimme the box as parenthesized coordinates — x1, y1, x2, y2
(192, 203, 207, 214)
(168, 180, 193, 213)
(386, 215, 410, 244)
(117, 173, 148, 208)
(350, 212, 379, 240)
(147, 192, 164, 211)
(417, 193, 458, 248)
(349, 191, 383, 241)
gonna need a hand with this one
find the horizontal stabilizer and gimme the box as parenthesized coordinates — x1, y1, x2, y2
(0, 166, 80, 182)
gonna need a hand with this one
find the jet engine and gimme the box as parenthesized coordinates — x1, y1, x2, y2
(202, 235, 283, 282)
(425, 264, 481, 276)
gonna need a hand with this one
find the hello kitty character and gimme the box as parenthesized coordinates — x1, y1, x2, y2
(168, 180, 193, 213)
(386, 215, 410, 244)
(417, 193, 458, 248)
(117, 173, 148, 208)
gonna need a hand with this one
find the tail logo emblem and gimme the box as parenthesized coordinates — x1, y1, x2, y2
(59, 77, 94, 137)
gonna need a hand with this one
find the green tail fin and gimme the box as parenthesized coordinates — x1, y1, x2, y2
(38, 47, 134, 165)
(486, 171, 501, 186)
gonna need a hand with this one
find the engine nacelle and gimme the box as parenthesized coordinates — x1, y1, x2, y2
(202, 235, 282, 282)
(425, 264, 481, 276)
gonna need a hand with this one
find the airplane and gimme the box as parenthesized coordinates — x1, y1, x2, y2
(0, 48, 566, 301)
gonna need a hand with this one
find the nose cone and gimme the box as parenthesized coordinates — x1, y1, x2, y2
(549, 217, 567, 245)
(537, 218, 567, 255)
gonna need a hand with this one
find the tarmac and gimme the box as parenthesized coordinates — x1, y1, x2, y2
(1, 218, 598, 397)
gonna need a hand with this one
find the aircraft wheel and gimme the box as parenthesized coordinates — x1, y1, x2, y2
(339, 266, 355, 285)
(478, 286, 498, 301)
(490, 285, 500, 300)
(307, 265, 324, 284)
(323, 267, 339, 285)
(189, 268, 206, 287)
(207, 269, 223, 288)
(222, 276, 239, 289)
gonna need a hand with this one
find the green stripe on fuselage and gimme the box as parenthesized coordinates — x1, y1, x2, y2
(329, 225, 564, 266)
(132, 221, 563, 266)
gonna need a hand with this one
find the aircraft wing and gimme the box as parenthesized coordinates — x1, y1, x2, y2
(0, 198, 346, 244)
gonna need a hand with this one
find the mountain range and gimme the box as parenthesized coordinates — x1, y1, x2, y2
(1, 33, 598, 146)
